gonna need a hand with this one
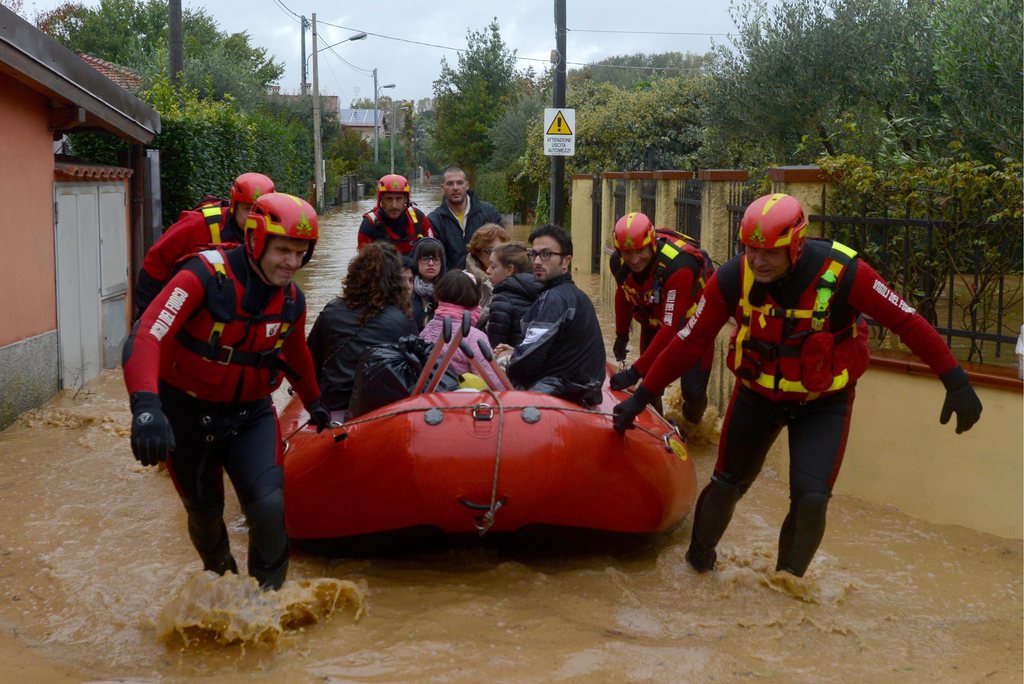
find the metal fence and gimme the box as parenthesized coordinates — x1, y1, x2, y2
(639, 178, 657, 219)
(812, 189, 1021, 365)
(613, 180, 626, 226)
(675, 179, 702, 242)
(725, 181, 756, 260)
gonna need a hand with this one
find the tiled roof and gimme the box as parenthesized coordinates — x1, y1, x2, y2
(55, 159, 133, 181)
(78, 53, 142, 91)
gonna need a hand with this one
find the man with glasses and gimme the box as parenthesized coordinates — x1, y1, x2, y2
(500, 225, 605, 405)
(428, 166, 504, 269)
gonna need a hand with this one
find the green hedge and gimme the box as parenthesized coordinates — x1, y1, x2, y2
(68, 78, 313, 226)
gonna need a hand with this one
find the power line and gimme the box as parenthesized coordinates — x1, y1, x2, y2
(568, 28, 729, 37)
(310, 21, 712, 77)
(269, 0, 301, 23)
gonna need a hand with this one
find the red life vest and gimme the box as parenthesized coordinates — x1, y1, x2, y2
(161, 248, 301, 402)
(727, 240, 870, 401)
(614, 232, 713, 328)
(363, 207, 427, 254)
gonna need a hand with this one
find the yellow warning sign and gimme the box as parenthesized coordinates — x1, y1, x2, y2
(546, 110, 572, 135)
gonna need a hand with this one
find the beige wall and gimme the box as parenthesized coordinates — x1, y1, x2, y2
(0, 74, 57, 347)
(766, 370, 1022, 539)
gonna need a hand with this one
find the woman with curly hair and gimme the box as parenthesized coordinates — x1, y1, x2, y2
(465, 223, 510, 329)
(307, 242, 417, 416)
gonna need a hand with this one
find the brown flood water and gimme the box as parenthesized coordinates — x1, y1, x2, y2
(0, 186, 1020, 682)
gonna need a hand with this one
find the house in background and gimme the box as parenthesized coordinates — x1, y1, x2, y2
(339, 108, 387, 142)
(0, 6, 160, 428)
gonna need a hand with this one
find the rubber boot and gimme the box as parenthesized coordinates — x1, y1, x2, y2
(682, 393, 708, 424)
(686, 478, 742, 572)
(776, 492, 830, 577)
(188, 513, 237, 575)
(244, 489, 289, 591)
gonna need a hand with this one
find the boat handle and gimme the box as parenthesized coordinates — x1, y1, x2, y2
(458, 496, 508, 511)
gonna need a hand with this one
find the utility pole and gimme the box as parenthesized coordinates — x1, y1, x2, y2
(390, 99, 397, 174)
(300, 16, 308, 95)
(311, 14, 324, 210)
(168, 0, 183, 86)
(550, 0, 567, 226)
(373, 68, 379, 163)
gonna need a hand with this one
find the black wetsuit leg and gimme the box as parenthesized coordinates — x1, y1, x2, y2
(160, 385, 285, 587)
(687, 384, 786, 570)
(220, 402, 288, 590)
(776, 387, 856, 575)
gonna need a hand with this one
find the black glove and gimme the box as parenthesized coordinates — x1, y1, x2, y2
(613, 334, 630, 363)
(609, 366, 641, 391)
(304, 399, 332, 433)
(129, 391, 174, 466)
(939, 366, 982, 434)
(612, 385, 657, 433)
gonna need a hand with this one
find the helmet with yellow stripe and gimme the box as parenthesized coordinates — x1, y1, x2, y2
(230, 172, 275, 216)
(376, 173, 411, 207)
(613, 212, 657, 252)
(244, 192, 318, 265)
(739, 193, 808, 263)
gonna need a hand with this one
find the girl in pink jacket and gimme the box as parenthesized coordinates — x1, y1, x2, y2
(420, 270, 502, 388)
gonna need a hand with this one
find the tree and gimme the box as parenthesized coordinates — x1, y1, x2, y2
(36, 0, 283, 110)
(703, 0, 1021, 167)
(431, 19, 518, 177)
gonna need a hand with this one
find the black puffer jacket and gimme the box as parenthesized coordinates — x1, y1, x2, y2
(307, 297, 417, 410)
(486, 273, 541, 347)
(507, 272, 606, 394)
(427, 190, 503, 269)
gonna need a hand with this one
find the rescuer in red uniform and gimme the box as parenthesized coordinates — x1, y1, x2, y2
(123, 192, 330, 590)
(607, 212, 715, 423)
(357, 173, 433, 254)
(134, 172, 275, 317)
(612, 193, 983, 577)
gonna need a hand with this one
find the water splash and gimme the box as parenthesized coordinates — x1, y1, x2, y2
(156, 571, 366, 648)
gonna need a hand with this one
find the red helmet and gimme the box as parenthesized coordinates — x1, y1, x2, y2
(230, 172, 275, 215)
(376, 173, 410, 206)
(244, 193, 318, 265)
(613, 212, 657, 252)
(739, 193, 808, 263)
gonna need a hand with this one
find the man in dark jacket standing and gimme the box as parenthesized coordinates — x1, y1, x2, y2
(501, 225, 605, 405)
(428, 166, 504, 269)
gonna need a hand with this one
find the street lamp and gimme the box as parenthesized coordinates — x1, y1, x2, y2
(305, 31, 367, 93)
(311, 23, 367, 209)
(373, 68, 395, 163)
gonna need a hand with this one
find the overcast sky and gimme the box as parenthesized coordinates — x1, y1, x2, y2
(23, 0, 743, 104)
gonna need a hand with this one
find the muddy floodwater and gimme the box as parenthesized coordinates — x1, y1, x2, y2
(0, 186, 1020, 682)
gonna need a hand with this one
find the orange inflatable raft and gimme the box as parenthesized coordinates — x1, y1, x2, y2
(280, 359, 697, 554)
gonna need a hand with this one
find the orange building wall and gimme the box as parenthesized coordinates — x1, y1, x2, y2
(0, 73, 57, 347)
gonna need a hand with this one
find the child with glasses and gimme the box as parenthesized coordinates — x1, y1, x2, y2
(409, 237, 447, 330)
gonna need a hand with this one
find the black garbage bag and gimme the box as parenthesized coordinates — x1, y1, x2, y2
(349, 335, 461, 417)
(527, 375, 604, 408)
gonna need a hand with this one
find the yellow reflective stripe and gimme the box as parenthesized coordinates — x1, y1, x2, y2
(686, 302, 697, 318)
(661, 243, 680, 259)
(832, 241, 857, 259)
(744, 368, 850, 394)
(734, 258, 756, 368)
(273, 322, 290, 350)
(208, 321, 225, 343)
(206, 260, 229, 343)
(202, 206, 223, 243)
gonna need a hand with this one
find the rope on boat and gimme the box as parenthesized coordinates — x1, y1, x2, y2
(472, 388, 507, 536)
